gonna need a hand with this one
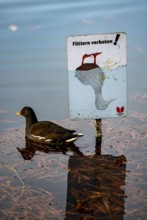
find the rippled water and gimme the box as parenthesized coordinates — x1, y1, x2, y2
(0, 0, 147, 219)
(0, 0, 147, 123)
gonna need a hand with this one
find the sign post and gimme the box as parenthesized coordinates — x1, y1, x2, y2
(67, 33, 127, 149)
(95, 119, 102, 155)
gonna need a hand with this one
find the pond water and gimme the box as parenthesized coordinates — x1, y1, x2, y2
(0, 0, 147, 219)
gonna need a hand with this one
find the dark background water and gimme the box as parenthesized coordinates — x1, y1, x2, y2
(0, 0, 147, 130)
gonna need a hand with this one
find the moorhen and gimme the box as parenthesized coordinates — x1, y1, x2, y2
(16, 106, 83, 145)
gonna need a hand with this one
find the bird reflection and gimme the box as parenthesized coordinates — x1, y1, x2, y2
(17, 137, 83, 160)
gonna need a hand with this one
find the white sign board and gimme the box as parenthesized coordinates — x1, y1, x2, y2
(67, 32, 127, 119)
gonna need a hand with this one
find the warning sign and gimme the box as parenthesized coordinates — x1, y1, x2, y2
(67, 33, 127, 119)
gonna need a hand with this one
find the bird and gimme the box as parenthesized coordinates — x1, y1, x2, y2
(16, 106, 83, 145)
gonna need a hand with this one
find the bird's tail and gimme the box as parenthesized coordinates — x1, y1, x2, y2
(66, 133, 83, 143)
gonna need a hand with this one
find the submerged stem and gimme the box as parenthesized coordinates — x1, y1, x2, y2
(10, 167, 25, 187)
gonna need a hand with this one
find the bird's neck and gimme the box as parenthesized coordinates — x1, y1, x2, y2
(26, 114, 38, 134)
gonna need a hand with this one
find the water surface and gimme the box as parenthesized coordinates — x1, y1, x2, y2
(0, 0, 147, 123)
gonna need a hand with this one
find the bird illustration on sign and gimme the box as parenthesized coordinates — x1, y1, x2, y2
(75, 52, 115, 110)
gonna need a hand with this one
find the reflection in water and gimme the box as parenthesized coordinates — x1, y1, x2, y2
(66, 155, 126, 220)
(17, 137, 83, 160)
(17, 137, 126, 219)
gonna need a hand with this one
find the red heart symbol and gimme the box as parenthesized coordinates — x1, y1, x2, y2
(116, 106, 124, 114)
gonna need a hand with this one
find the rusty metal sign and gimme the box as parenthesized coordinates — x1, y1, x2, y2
(67, 33, 127, 119)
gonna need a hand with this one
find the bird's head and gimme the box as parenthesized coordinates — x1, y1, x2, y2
(16, 106, 38, 123)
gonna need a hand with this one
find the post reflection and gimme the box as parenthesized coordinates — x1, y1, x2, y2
(65, 155, 126, 220)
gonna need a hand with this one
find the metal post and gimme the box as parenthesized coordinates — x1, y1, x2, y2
(95, 119, 102, 138)
(95, 119, 102, 155)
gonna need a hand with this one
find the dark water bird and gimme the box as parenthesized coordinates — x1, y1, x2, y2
(16, 106, 83, 145)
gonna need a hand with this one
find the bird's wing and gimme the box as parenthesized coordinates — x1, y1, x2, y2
(30, 121, 75, 142)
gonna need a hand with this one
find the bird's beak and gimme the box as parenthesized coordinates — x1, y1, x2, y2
(16, 111, 21, 116)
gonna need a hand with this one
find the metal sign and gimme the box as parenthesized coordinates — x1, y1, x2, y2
(67, 32, 127, 119)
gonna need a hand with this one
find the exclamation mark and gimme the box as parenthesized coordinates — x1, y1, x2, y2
(114, 34, 120, 45)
